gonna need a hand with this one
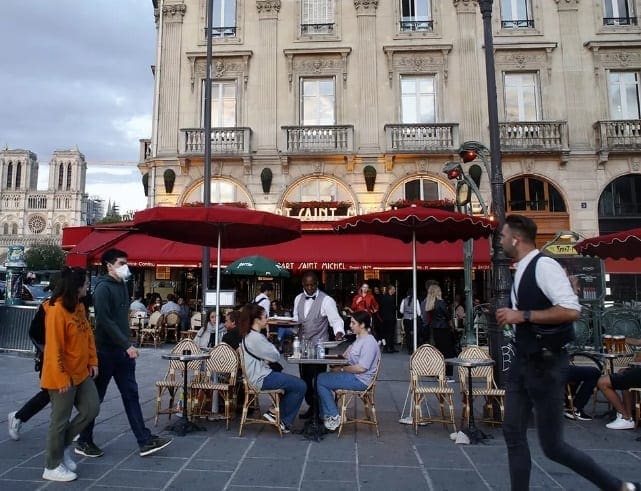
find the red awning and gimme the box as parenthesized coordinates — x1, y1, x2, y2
(604, 257, 641, 274)
(65, 229, 490, 270)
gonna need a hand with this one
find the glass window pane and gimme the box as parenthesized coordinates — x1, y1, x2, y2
(421, 180, 439, 200)
(404, 179, 421, 201)
(400, 75, 436, 124)
(528, 178, 545, 211)
(301, 78, 335, 125)
(548, 184, 566, 212)
(509, 179, 526, 211)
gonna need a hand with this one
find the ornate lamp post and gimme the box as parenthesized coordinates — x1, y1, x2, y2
(477, 0, 512, 386)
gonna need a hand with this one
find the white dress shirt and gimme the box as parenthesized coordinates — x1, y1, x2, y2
(292, 290, 345, 336)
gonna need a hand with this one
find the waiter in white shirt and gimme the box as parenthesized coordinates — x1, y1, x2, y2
(292, 271, 344, 419)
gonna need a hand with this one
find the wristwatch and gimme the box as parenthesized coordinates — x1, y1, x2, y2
(523, 310, 532, 323)
(340, 367, 345, 372)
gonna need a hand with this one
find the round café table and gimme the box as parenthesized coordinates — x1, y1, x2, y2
(445, 357, 495, 444)
(161, 352, 210, 436)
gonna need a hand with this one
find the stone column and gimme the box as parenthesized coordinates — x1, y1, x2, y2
(156, 3, 186, 156)
(255, 1, 281, 154)
(453, 0, 484, 143)
(555, 0, 589, 149)
(354, 0, 379, 155)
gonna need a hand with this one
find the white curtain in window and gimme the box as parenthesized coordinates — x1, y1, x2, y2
(301, 78, 335, 125)
(202, 81, 237, 127)
(504, 72, 540, 121)
(501, 0, 532, 21)
(608, 71, 641, 119)
(401, 75, 436, 124)
(301, 0, 334, 25)
(400, 0, 432, 21)
(213, 0, 236, 28)
(604, 0, 634, 20)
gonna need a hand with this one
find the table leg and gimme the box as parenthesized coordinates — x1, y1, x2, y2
(297, 365, 327, 442)
(165, 360, 207, 436)
(463, 366, 491, 444)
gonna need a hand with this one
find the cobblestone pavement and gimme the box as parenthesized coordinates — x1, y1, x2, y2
(0, 347, 639, 490)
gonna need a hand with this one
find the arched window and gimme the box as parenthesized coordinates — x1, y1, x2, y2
(386, 175, 454, 206)
(58, 163, 64, 190)
(2, 223, 8, 235)
(6, 161, 13, 188)
(15, 162, 22, 188)
(11, 223, 18, 234)
(281, 176, 355, 217)
(598, 174, 641, 232)
(182, 177, 252, 206)
(505, 176, 566, 213)
(66, 163, 72, 190)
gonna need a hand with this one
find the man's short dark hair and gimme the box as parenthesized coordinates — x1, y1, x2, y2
(505, 214, 537, 244)
(302, 271, 318, 284)
(260, 282, 274, 292)
(101, 248, 128, 267)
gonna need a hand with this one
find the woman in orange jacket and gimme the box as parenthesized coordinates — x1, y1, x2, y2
(41, 267, 100, 482)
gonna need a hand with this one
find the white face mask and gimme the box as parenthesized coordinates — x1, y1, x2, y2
(115, 264, 131, 280)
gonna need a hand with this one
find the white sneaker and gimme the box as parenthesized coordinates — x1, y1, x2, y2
(381, 339, 386, 346)
(323, 414, 341, 431)
(63, 447, 77, 472)
(7, 411, 22, 441)
(606, 415, 635, 430)
(42, 463, 77, 482)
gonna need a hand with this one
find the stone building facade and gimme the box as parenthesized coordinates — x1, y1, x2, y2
(139, 1, 641, 291)
(0, 147, 87, 255)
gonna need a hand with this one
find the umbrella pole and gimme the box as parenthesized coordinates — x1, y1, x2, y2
(412, 230, 418, 353)
(215, 228, 222, 346)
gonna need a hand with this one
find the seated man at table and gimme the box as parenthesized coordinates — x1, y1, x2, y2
(597, 337, 641, 430)
(316, 311, 380, 432)
(564, 364, 600, 421)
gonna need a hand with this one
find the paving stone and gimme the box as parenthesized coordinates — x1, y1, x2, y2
(359, 465, 428, 490)
(229, 457, 302, 487)
(303, 460, 355, 482)
(165, 469, 230, 490)
(98, 468, 176, 487)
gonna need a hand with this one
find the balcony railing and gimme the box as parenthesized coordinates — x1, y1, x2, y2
(300, 23, 335, 35)
(399, 19, 434, 32)
(595, 120, 641, 151)
(204, 26, 237, 38)
(27, 194, 48, 209)
(385, 123, 459, 153)
(603, 17, 637, 26)
(180, 128, 252, 156)
(499, 121, 568, 151)
(139, 139, 151, 163)
(501, 19, 535, 28)
(282, 125, 354, 154)
(1, 193, 22, 209)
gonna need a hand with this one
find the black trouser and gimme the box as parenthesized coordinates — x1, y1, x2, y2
(382, 318, 396, 349)
(503, 351, 621, 491)
(433, 328, 456, 376)
(299, 363, 326, 408)
(16, 389, 50, 422)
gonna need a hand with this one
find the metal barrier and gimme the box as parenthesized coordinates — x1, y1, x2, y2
(0, 304, 38, 352)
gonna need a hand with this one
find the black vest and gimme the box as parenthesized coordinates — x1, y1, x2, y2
(515, 254, 574, 355)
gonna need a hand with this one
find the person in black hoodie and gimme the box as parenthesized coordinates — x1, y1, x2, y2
(75, 249, 172, 459)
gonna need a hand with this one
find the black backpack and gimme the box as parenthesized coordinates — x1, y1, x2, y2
(28, 301, 47, 371)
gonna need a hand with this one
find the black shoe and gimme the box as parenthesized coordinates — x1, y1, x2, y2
(575, 410, 593, 421)
(74, 441, 104, 458)
(299, 408, 313, 420)
(139, 435, 172, 457)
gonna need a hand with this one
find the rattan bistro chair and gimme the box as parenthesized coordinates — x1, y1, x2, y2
(410, 344, 456, 434)
(153, 339, 201, 425)
(163, 311, 180, 343)
(140, 311, 163, 348)
(457, 345, 505, 427)
(190, 343, 239, 429)
(335, 356, 381, 437)
(237, 348, 284, 437)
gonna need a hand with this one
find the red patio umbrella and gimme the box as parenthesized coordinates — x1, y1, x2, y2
(334, 206, 496, 351)
(574, 227, 641, 260)
(134, 205, 301, 344)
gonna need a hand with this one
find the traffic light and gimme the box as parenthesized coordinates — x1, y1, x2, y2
(443, 161, 463, 180)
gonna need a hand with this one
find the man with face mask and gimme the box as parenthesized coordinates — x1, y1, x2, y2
(76, 249, 172, 459)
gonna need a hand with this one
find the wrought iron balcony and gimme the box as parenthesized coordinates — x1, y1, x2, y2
(180, 128, 252, 156)
(603, 17, 637, 26)
(499, 121, 568, 152)
(282, 125, 354, 154)
(501, 19, 535, 28)
(399, 19, 434, 32)
(384, 123, 459, 153)
(300, 23, 335, 35)
(204, 26, 237, 38)
(139, 139, 151, 162)
(595, 120, 641, 152)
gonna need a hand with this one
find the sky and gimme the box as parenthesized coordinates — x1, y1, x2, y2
(0, 0, 157, 214)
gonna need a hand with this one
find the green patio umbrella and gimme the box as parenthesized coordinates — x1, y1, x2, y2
(224, 255, 290, 278)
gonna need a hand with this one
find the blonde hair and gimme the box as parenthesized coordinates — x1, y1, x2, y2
(424, 284, 442, 312)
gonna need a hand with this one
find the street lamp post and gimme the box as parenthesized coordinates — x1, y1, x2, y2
(478, 0, 512, 386)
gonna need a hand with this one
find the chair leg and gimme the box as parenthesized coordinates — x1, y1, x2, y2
(337, 393, 346, 438)
(412, 393, 420, 435)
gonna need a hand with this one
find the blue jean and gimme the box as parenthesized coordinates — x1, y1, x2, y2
(261, 371, 307, 425)
(317, 372, 367, 418)
(277, 327, 294, 341)
(79, 348, 152, 447)
(503, 352, 620, 491)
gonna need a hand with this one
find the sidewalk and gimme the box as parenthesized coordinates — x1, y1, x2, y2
(0, 347, 639, 490)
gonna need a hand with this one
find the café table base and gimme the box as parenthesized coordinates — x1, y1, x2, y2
(165, 416, 207, 436)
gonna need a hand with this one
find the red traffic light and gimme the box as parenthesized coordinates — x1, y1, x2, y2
(460, 149, 477, 163)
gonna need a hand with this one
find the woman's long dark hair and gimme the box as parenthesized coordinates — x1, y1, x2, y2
(49, 266, 87, 313)
(351, 310, 371, 329)
(239, 303, 265, 337)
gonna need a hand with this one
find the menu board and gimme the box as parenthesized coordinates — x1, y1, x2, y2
(552, 256, 604, 302)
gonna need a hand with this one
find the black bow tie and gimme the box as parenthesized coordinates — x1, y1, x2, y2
(305, 295, 316, 300)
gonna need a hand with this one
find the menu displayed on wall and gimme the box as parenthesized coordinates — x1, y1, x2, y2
(552, 256, 604, 302)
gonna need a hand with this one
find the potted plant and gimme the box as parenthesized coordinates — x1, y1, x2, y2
(163, 169, 176, 194)
(363, 165, 377, 192)
(260, 167, 273, 194)
(389, 198, 456, 211)
(142, 173, 149, 197)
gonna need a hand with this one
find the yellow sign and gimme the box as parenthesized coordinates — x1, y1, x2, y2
(543, 244, 578, 256)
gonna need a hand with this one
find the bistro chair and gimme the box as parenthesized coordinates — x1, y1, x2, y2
(237, 348, 284, 437)
(409, 344, 456, 434)
(190, 342, 239, 429)
(140, 311, 163, 348)
(128, 311, 146, 341)
(335, 356, 382, 437)
(153, 339, 201, 425)
(457, 345, 505, 427)
(163, 311, 180, 343)
(631, 388, 641, 430)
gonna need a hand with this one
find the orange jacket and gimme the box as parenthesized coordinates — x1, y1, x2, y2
(41, 299, 98, 390)
(351, 293, 379, 316)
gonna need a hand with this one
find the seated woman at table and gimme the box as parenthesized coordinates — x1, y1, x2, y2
(316, 310, 381, 432)
(239, 303, 307, 433)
